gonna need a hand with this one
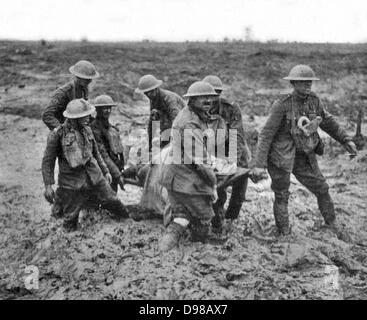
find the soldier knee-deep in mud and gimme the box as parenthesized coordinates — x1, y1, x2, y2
(41, 99, 129, 231)
(157, 81, 265, 252)
(157, 81, 226, 251)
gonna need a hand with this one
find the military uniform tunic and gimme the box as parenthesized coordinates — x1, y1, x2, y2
(148, 89, 186, 152)
(91, 117, 125, 192)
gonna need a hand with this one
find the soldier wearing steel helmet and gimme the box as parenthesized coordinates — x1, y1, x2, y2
(252, 65, 357, 237)
(202, 75, 251, 231)
(41, 99, 129, 232)
(42, 60, 99, 130)
(135, 75, 186, 156)
(90, 95, 125, 192)
(158, 81, 228, 252)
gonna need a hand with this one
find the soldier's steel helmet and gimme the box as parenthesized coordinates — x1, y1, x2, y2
(69, 60, 100, 79)
(93, 95, 118, 107)
(183, 81, 219, 98)
(63, 99, 95, 119)
(135, 75, 163, 93)
(202, 75, 224, 91)
(283, 65, 320, 81)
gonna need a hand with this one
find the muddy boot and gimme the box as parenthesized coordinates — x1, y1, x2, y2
(317, 193, 352, 241)
(225, 201, 243, 220)
(273, 198, 291, 236)
(191, 220, 211, 243)
(191, 221, 227, 244)
(224, 219, 235, 234)
(324, 220, 352, 243)
(317, 192, 336, 225)
(159, 222, 186, 252)
(207, 229, 228, 244)
(51, 202, 64, 219)
(102, 199, 129, 220)
(62, 216, 79, 232)
(212, 206, 225, 235)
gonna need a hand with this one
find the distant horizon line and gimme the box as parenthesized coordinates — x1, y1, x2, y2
(1, 38, 367, 45)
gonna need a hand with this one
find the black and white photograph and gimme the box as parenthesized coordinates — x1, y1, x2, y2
(0, 0, 367, 302)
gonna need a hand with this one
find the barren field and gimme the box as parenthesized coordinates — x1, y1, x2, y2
(0, 41, 367, 300)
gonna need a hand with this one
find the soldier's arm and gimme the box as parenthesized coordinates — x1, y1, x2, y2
(319, 101, 352, 144)
(229, 105, 250, 167)
(148, 116, 153, 153)
(92, 137, 110, 176)
(42, 90, 69, 130)
(118, 148, 125, 169)
(93, 128, 122, 179)
(254, 100, 285, 168)
(42, 131, 60, 186)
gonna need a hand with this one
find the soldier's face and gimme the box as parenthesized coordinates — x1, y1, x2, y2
(97, 107, 111, 119)
(76, 77, 92, 88)
(292, 80, 312, 95)
(144, 88, 158, 100)
(77, 116, 90, 128)
(192, 96, 212, 113)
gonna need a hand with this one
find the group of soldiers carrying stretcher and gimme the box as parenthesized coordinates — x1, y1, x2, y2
(41, 60, 358, 251)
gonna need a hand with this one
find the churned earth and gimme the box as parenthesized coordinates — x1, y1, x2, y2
(1, 41, 367, 300)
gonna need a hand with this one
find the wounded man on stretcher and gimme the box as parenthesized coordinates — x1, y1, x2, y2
(121, 145, 267, 224)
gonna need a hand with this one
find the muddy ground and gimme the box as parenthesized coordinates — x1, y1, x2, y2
(0, 41, 367, 300)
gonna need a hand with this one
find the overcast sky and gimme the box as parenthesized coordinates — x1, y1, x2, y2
(1, 0, 366, 42)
